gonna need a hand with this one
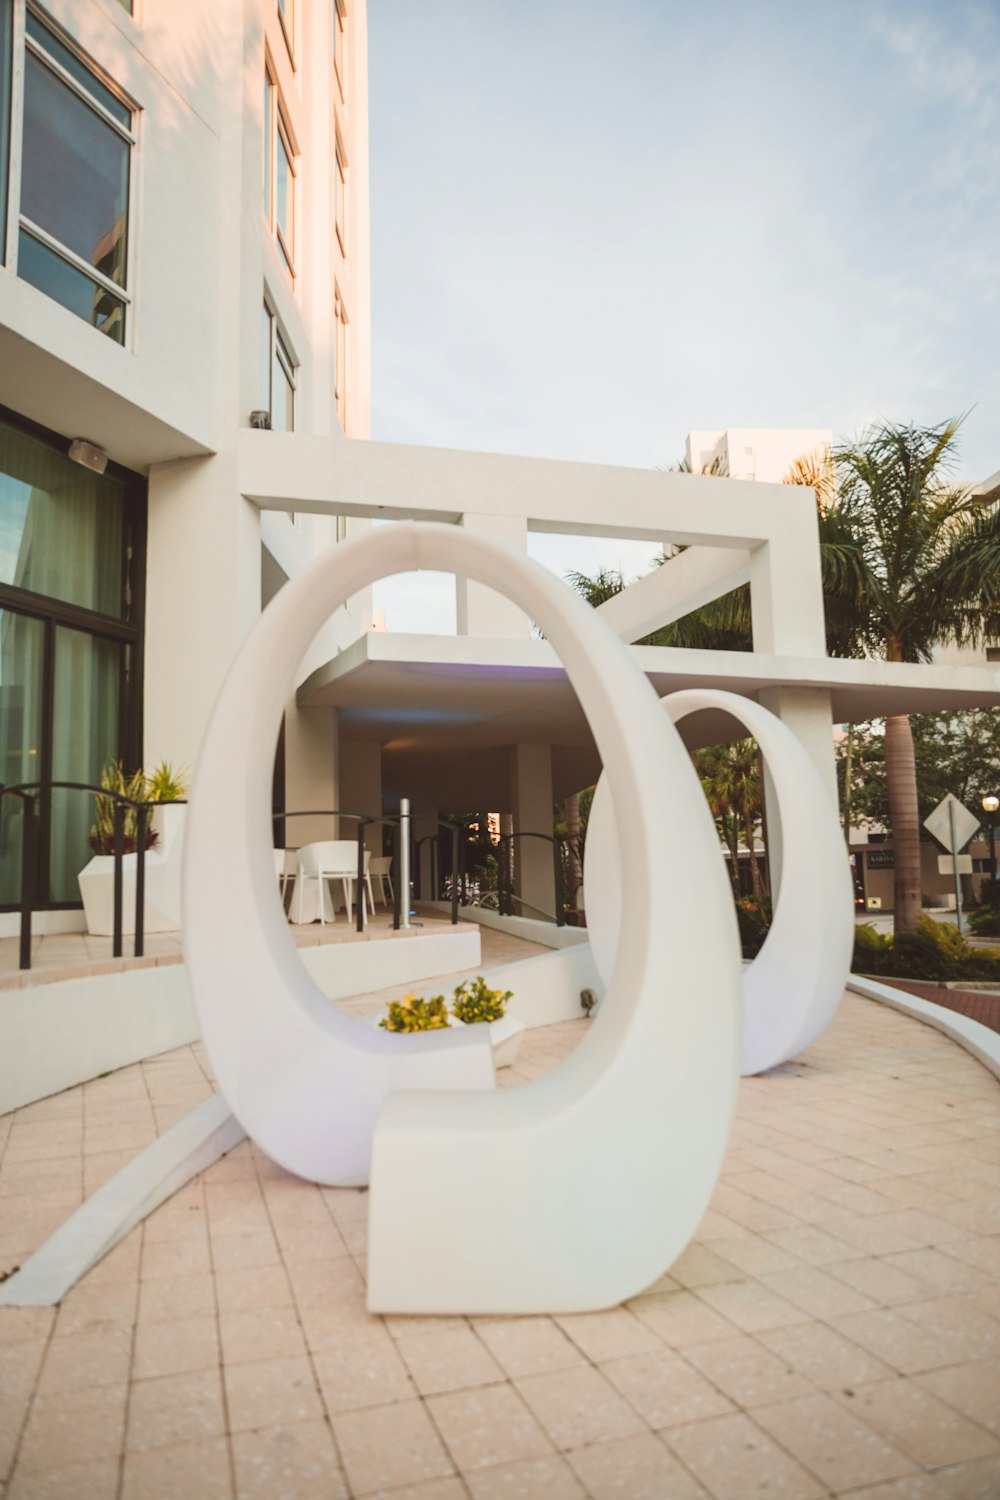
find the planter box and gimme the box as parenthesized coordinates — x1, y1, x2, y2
(366, 1009, 525, 1070)
(78, 804, 186, 937)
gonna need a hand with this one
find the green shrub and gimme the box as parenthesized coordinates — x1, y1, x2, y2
(451, 976, 512, 1025)
(379, 995, 450, 1032)
(852, 922, 892, 975)
(736, 896, 771, 959)
(969, 904, 1000, 937)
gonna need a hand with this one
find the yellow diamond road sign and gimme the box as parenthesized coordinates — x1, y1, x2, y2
(923, 793, 980, 855)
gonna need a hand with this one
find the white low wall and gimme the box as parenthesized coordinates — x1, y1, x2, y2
(847, 974, 1000, 1084)
(427, 901, 589, 950)
(392, 937, 602, 1029)
(1, 928, 482, 1115)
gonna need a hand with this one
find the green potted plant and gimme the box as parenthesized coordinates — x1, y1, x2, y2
(78, 759, 190, 937)
(451, 976, 524, 1068)
(378, 995, 451, 1032)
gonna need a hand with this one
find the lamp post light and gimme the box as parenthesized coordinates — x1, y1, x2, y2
(982, 794, 999, 889)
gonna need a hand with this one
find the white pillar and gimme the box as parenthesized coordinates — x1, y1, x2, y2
(338, 740, 383, 851)
(456, 513, 530, 638)
(283, 704, 338, 849)
(509, 744, 555, 917)
(145, 454, 260, 773)
(757, 685, 838, 891)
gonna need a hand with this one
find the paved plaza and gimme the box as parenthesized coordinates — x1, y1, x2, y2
(1, 982, 999, 1499)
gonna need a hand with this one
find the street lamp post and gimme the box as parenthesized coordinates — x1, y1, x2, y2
(982, 794, 999, 890)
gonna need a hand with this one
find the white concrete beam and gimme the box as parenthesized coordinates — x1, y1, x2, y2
(596, 547, 752, 643)
(238, 431, 820, 552)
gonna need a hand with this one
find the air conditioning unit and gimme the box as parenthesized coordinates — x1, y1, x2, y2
(249, 410, 272, 430)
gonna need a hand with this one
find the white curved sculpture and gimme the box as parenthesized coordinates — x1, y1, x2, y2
(183, 531, 497, 1189)
(585, 688, 855, 1076)
(363, 531, 742, 1313)
(185, 522, 741, 1312)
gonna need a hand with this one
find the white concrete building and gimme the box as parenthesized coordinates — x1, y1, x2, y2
(686, 428, 833, 482)
(1, 1, 998, 936)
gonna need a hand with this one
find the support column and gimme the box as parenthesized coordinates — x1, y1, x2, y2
(413, 809, 439, 901)
(509, 744, 554, 918)
(283, 704, 338, 849)
(145, 454, 260, 773)
(338, 740, 383, 851)
(456, 513, 530, 638)
(757, 685, 838, 893)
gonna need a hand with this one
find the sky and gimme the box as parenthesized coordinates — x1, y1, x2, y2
(366, 0, 1000, 632)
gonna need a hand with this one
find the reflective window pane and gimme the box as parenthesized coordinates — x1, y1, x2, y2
(25, 12, 131, 128)
(50, 625, 121, 902)
(263, 74, 272, 219)
(0, 415, 128, 617)
(276, 128, 293, 263)
(0, 607, 44, 905)
(261, 303, 272, 413)
(0, 0, 11, 260)
(22, 52, 129, 288)
(18, 230, 126, 343)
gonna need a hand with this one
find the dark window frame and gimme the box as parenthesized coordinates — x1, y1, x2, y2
(0, 401, 146, 911)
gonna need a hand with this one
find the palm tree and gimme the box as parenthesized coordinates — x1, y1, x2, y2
(829, 417, 1000, 930)
(569, 422, 1000, 930)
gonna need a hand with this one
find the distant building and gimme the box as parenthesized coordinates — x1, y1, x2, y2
(685, 428, 832, 483)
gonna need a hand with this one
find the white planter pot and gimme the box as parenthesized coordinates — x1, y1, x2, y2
(365, 1009, 526, 1070)
(484, 1012, 526, 1069)
(77, 803, 187, 937)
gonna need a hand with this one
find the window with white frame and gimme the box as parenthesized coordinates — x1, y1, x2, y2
(6, 6, 135, 343)
(276, 0, 293, 61)
(332, 0, 345, 92)
(334, 287, 347, 429)
(334, 138, 346, 253)
(263, 58, 295, 274)
(261, 297, 296, 433)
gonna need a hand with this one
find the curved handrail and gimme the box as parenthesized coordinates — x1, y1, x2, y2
(0, 780, 187, 967)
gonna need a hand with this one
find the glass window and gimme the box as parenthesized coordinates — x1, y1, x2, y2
(276, 118, 294, 268)
(334, 143, 346, 251)
(334, 291, 347, 428)
(0, 606, 44, 905)
(25, 12, 130, 128)
(261, 301, 296, 433)
(18, 14, 133, 341)
(260, 301, 272, 413)
(274, 329, 295, 432)
(0, 0, 11, 261)
(263, 63, 295, 277)
(0, 412, 144, 913)
(263, 70, 273, 221)
(333, 0, 344, 85)
(0, 417, 128, 618)
(50, 624, 121, 901)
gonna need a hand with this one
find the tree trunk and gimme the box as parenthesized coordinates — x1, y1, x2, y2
(565, 792, 582, 908)
(742, 809, 763, 899)
(885, 713, 921, 931)
(723, 814, 741, 897)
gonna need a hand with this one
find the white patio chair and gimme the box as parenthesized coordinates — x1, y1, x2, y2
(273, 848, 293, 904)
(296, 840, 368, 925)
(369, 854, 394, 908)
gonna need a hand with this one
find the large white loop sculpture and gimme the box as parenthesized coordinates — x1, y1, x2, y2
(585, 688, 855, 1076)
(184, 523, 741, 1312)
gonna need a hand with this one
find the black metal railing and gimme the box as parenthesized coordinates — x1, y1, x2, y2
(493, 831, 586, 926)
(0, 780, 186, 970)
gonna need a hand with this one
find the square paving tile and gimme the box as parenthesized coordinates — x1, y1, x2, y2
(333, 1398, 454, 1494)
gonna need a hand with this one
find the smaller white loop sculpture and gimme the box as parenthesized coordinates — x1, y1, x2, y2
(585, 688, 855, 1076)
